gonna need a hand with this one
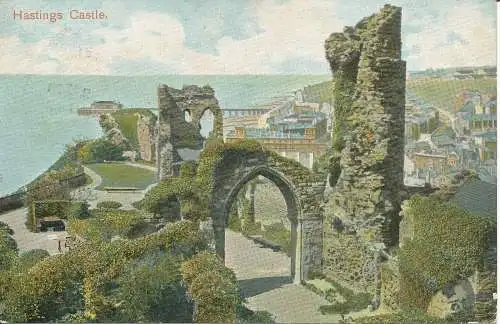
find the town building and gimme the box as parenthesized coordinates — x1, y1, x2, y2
(225, 126, 327, 169)
(78, 100, 123, 115)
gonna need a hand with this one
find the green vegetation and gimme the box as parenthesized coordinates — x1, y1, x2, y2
(305, 273, 372, 316)
(399, 195, 495, 310)
(343, 308, 451, 323)
(0, 220, 214, 323)
(67, 209, 145, 241)
(96, 200, 123, 209)
(407, 78, 496, 112)
(261, 223, 292, 256)
(18, 249, 50, 270)
(181, 251, 240, 323)
(77, 139, 128, 163)
(303, 81, 334, 103)
(85, 163, 156, 190)
(112, 112, 140, 148)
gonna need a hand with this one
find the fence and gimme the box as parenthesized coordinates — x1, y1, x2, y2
(0, 172, 86, 214)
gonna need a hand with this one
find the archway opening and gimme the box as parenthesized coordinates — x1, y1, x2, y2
(199, 109, 214, 139)
(222, 168, 300, 297)
(183, 110, 192, 122)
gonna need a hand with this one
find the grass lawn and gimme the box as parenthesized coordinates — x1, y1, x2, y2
(112, 113, 139, 148)
(407, 78, 496, 112)
(86, 163, 156, 190)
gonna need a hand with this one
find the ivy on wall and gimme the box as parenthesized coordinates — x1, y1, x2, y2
(399, 195, 495, 310)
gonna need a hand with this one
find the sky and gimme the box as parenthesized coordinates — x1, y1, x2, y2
(0, 0, 496, 75)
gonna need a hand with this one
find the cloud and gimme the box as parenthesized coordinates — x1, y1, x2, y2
(0, 0, 495, 75)
(404, 5, 496, 70)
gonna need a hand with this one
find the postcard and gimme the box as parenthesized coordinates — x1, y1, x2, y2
(0, 0, 496, 323)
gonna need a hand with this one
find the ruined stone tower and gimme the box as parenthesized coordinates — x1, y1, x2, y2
(322, 4, 406, 298)
(156, 85, 224, 181)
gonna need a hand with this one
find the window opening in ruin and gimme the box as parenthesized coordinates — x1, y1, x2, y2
(184, 110, 192, 122)
(199, 109, 214, 139)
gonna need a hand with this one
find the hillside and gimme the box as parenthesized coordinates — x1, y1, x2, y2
(110, 108, 157, 149)
(406, 78, 496, 112)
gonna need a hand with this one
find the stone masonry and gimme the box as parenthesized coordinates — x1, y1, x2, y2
(209, 149, 324, 283)
(136, 113, 156, 162)
(323, 5, 406, 298)
(156, 85, 224, 180)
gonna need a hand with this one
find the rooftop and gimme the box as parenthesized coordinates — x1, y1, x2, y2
(449, 178, 497, 218)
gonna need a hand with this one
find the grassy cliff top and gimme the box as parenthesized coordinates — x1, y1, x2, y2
(407, 78, 496, 112)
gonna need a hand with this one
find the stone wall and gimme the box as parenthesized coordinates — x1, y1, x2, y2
(136, 113, 156, 162)
(156, 85, 223, 181)
(208, 147, 325, 282)
(323, 4, 406, 297)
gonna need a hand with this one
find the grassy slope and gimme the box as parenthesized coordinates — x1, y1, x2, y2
(85, 163, 156, 189)
(406, 78, 496, 112)
(110, 109, 157, 149)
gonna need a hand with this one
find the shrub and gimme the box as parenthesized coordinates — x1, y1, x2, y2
(126, 220, 156, 239)
(180, 161, 198, 177)
(241, 220, 262, 236)
(96, 201, 122, 209)
(262, 222, 292, 256)
(88, 139, 127, 163)
(18, 249, 50, 269)
(181, 252, 240, 323)
(317, 279, 372, 315)
(70, 201, 91, 219)
(227, 212, 241, 232)
(399, 195, 495, 310)
(111, 250, 192, 323)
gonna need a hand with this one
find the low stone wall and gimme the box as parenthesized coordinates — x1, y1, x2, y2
(322, 231, 379, 295)
(0, 191, 25, 213)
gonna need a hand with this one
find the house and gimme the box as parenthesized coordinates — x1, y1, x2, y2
(449, 178, 497, 218)
(472, 131, 497, 162)
(431, 126, 456, 151)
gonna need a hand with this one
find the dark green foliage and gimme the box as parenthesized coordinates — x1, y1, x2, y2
(96, 200, 122, 209)
(262, 223, 292, 256)
(89, 139, 127, 163)
(0, 221, 14, 235)
(343, 308, 451, 323)
(180, 161, 198, 177)
(18, 249, 50, 269)
(110, 250, 192, 323)
(70, 201, 91, 219)
(399, 195, 495, 310)
(126, 220, 157, 239)
(33, 200, 73, 219)
(236, 304, 276, 323)
(317, 279, 372, 315)
(0, 192, 25, 213)
(0, 227, 17, 271)
(227, 211, 242, 232)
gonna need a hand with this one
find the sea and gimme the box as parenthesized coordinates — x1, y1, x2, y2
(0, 74, 330, 196)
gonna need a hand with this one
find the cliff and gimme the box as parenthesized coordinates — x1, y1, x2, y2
(99, 109, 157, 161)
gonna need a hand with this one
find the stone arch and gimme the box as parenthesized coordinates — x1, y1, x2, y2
(223, 166, 300, 281)
(208, 149, 324, 284)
